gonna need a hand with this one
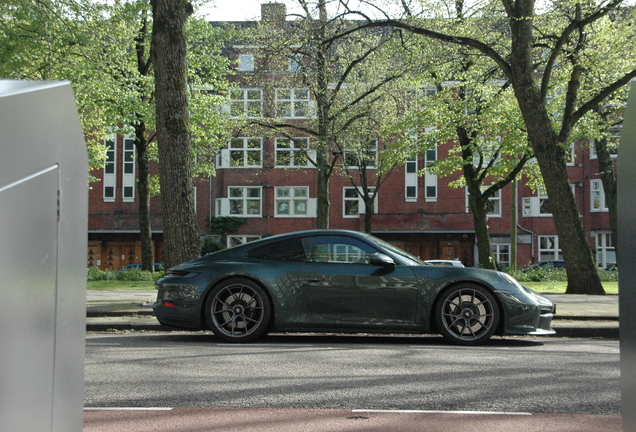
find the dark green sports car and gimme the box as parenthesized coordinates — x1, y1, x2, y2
(154, 230, 555, 345)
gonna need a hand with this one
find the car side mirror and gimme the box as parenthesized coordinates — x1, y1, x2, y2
(370, 253, 396, 268)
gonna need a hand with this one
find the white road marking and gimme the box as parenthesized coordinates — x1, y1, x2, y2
(216, 344, 314, 347)
(353, 409, 532, 416)
(86, 343, 122, 346)
(84, 407, 173, 411)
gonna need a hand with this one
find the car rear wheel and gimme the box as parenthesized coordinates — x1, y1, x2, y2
(205, 278, 271, 343)
(434, 284, 499, 346)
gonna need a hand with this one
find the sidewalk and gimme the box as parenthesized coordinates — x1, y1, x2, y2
(85, 290, 620, 339)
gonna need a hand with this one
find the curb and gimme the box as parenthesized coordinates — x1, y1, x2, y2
(85, 316, 620, 339)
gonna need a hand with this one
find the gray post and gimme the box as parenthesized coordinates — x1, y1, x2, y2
(618, 81, 636, 432)
(0, 81, 87, 432)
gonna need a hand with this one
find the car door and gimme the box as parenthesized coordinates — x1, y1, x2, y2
(296, 235, 419, 325)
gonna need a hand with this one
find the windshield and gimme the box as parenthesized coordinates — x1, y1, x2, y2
(366, 235, 423, 266)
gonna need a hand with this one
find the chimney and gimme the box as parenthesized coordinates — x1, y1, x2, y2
(261, 3, 286, 29)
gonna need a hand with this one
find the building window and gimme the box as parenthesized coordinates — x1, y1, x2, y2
(289, 54, 302, 72)
(596, 231, 615, 269)
(275, 186, 316, 217)
(405, 158, 418, 202)
(466, 187, 501, 217)
(566, 142, 575, 166)
(473, 136, 501, 169)
(216, 187, 262, 217)
(343, 187, 377, 218)
(491, 244, 510, 268)
(344, 138, 378, 169)
(301, 235, 377, 263)
(103, 135, 116, 202)
(538, 235, 562, 261)
(590, 126, 620, 159)
(275, 88, 310, 118)
(425, 143, 438, 202)
(218, 137, 263, 168)
(230, 187, 261, 216)
(275, 137, 313, 167)
(230, 88, 262, 118)
(538, 189, 551, 215)
(122, 137, 135, 202)
(405, 87, 437, 111)
(522, 188, 551, 217)
(227, 235, 260, 248)
(238, 54, 254, 72)
(591, 179, 608, 212)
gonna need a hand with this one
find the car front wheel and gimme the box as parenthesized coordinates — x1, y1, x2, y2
(205, 278, 271, 343)
(434, 284, 499, 346)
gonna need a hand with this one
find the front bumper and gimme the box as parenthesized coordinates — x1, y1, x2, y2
(498, 289, 556, 336)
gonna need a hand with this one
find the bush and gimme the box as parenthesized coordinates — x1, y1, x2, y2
(87, 267, 164, 282)
(87, 267, 115, 281)
(201, 240, 226, 255)
(508, 266, 618, 283)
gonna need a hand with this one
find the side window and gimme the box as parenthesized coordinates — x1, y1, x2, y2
(246, 238, 306, 261)
(301, 236, 378, 264)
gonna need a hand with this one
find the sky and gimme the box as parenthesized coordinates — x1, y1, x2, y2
(196, 0, 387, 22)
(198, 0, 289, 21)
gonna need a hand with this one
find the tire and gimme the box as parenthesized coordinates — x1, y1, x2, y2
(434, 284, 500, 346)
(205, 278, 271, 343)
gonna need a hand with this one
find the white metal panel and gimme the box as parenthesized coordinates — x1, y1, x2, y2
(0, 166, 58, 432)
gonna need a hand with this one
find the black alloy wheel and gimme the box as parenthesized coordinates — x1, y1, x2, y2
(434, 284, 500, 346)
(205, 278, 271, 343)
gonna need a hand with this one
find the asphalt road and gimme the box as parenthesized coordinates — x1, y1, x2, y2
(84, 332, 620, 416)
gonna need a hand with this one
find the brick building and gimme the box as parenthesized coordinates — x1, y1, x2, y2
(86, 3, 615, 270)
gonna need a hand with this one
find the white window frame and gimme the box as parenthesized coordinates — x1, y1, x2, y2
(227, 235, 260, 248)
(424, 131, 438, 202)
(491, 243, 510, 268)
(274, 186, 316, 217)
(566, 142, 575, 166)
(465, 187, 501, 217)
(238, 54, 254, 72)
(590, 128, 620, 160)
(218, 137, 263, 168)
(405, 158, 418, 202)
(473, 136, 501, 169)
(538, 235, 563, 261)
(343, 186, 377, 218)
(275, 88, 311, 119)
(122, 137, 136, 202)
(522, 188, 552, 217)
(275, 137, 315, 168)
(591, 179, 608, 212)
(216, 186, 262, 217)
(595, 231, 615, 269)
(344, 138, 379, 169)
(405, 87, 437, 111)
(230, 88, 262, 118)
(103, 135, 116, 202)
(289, 54, 302, 72)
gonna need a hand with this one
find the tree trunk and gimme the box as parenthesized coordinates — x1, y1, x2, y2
(151, 0, 200, 269)
(134, 123, 154, 272)
(468, 189, 496, 270)
(507, 9, 604, 295)
(315, 148, 330, 229)
(313, 0, 331, 230)
(363, 198, 374, 233)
